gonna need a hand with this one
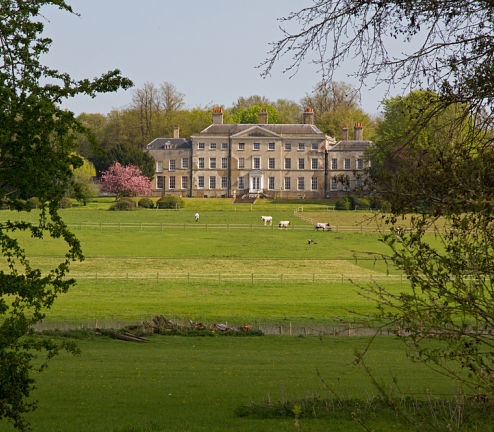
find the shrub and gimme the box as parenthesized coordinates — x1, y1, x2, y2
(353, 197, 371, 210)
(109, 198, 136, 211)
(335, 197, 351, 210)
(27, 197, 41, 209)
(156, 195, 185, 209)
(138, 197, 155, 209)
(60, 197, 72, 208)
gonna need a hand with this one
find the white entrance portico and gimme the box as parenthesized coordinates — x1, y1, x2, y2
(249, 170, 264, 194)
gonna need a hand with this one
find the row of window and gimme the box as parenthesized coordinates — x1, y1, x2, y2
(157, 157, 365, 172)
(197, 142, 320, 151)
(155, 175, 350, 192)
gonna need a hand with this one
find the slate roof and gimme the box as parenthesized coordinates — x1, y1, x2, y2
(145, 138, 191, 150)
(331, 140, 372, 151)
(196, 123, 326, 137)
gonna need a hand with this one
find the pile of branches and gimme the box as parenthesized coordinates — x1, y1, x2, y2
(112, 315, 262, 341)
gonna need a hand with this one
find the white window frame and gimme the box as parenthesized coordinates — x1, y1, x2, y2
(268, 176, 275, 190)
(284, 177, 291, 190)
(311, 177, 318, 190)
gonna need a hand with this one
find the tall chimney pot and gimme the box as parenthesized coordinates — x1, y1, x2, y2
(353, 122, 363, 140)
(258, 109, 268, 124)
(303, 107, 314, 125)
(212, 107, 224, 125)
(342, 124, 349, 140)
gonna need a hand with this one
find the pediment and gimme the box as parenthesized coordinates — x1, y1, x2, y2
(231, 126, 281, 139)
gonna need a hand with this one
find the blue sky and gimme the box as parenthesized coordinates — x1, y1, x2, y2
(41, 1, 389, 116)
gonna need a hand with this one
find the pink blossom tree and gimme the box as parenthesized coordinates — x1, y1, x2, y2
(100, 162, 152, 199)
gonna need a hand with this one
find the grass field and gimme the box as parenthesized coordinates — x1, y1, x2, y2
(1, 198, 481, 432)
(10, 335, 461, 432)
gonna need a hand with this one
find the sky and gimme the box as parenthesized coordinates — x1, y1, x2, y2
(41, 1, 390, 117)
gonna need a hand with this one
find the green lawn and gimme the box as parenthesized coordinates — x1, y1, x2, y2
(1, 200, 478, 432)
(12, 334, 459, 432)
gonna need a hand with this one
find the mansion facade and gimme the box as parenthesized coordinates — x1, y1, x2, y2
(145, 108, 372, 199)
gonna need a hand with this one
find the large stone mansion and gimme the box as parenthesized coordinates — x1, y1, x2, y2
(145, 108, 372, 199)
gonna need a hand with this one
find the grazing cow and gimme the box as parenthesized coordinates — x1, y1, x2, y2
(315, 222, 332, 232)
(261, 215, 273, 226)
(278, 220, 290, 229)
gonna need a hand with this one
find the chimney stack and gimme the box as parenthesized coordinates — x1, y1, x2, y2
(212, 107, 224, 125)
(303, 107, 314, 125)
(342, 124, 349, 140)
(173, 126, 180, 138)
(258, 109, 268, 124)
(353, 122, 363, 140)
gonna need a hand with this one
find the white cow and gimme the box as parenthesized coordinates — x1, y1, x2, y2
(261, 215, 273, 226)
(315, 222, 332, 232)
(278, 220, 291, 229)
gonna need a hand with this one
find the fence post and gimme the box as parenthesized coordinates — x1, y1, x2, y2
(251, 273, 254, 284)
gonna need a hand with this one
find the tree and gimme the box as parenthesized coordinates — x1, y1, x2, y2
(274, 98, 302, 124)
(0, 1, 132, 430)
(264, 1, 494, 399)
(93, 142, 155, 180)
(69, 157, 98, 205)
(301, 81, 375, 138)
(229, 100, 282, 124)
(100, 162, 152, 199)
(131, 81, 185, 144)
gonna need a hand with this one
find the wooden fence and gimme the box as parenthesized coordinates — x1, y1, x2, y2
(67, 222, 381, 232)
(69, 271, 405, 283)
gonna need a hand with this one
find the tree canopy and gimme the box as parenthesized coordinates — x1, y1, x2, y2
(100, 162, 152, 199)
(264, 0, 494, 399)
(0, 1, 131, 429)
